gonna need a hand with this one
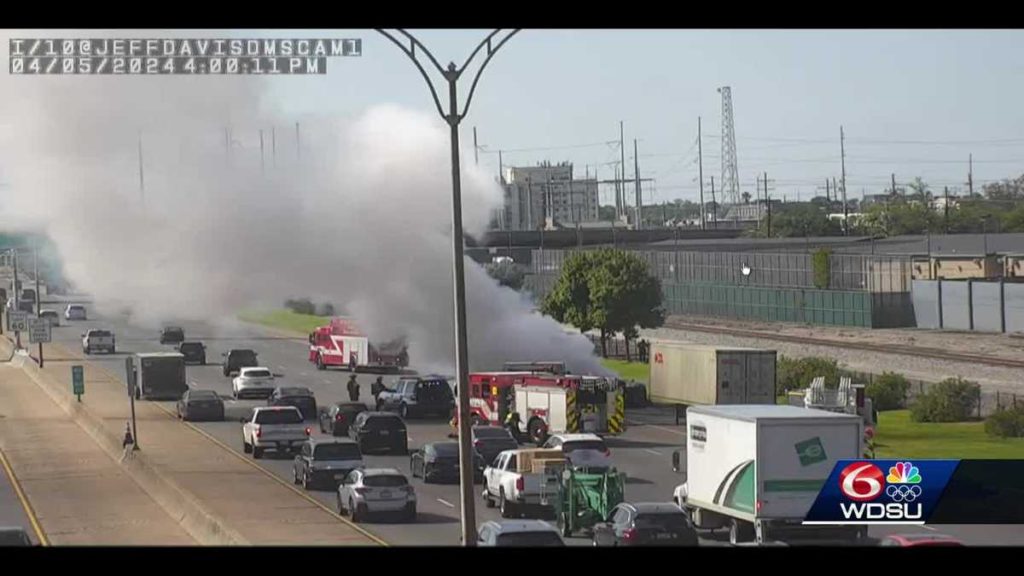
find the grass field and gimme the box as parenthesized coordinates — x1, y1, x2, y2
(601, 359, 648, 382)
(873, 410, 1024, 459)
(238, 309, 327, 335)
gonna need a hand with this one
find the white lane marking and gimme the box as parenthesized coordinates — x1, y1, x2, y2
(277, 365, 286, 370)
(299, 372, 308, 377)
(323, 379, 332, 384)
(922, 525, 937, 532)
(437, 499, 455, 509)
(643, 448, 663, 456)
(189, 380, 198, 388)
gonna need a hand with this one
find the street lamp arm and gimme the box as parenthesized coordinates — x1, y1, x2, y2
(457, 29, 520, 122)
(375, 29, 447, 120)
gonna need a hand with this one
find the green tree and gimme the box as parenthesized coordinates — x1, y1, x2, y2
(1001, 204, 1024, 233)
(983, 174, 1024, 201)
(907, 177, 932, 203)
(770, 204, 842, 237)
(867, 372, 911, 411)
(858, 201, 939, 237)
(541, 249, 664, 358)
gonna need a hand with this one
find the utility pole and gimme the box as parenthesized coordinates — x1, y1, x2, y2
(968, 154, 974, 197)
(891, 173, 898, 197)
(710, 176, 718, 229)
(634, 139, 642, 229)
(619, 121, 626, 219)
(764, 171, 771, 237)
(825, 178, 830, 202)
(698, 116, 705, 230)
(137, 132, 145, 206)
(473, 126, 479, 166)
(944, 186, 950, 233)
(12, 249, 20, 349)
(259, 130, 265, 175)
(840, 125, 848, 236)
(34, 240, 42, 368)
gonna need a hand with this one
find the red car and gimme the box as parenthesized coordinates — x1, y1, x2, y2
(879, 533, 964, 547)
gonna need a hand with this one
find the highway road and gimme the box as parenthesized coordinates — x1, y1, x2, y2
(0, 448, 41, 545)
(35, 302, 1024, 546)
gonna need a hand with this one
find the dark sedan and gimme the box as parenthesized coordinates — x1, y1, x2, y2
(472, 426, 519, 470)
(319, 401, 368, 437)
(268, 387, 318, 421)
(349, 412, 408, 455)
(160, 326, 185, 345)
(176, 389, 225, 422)
(592, 502, 699, 547)
(177, 341, 207, 365)
(410, 441, 485, 484)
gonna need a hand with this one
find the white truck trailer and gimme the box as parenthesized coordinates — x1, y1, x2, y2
(675, 404, 865, 545)
(649, 342, 777, 406)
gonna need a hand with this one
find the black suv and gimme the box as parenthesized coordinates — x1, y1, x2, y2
(160, 326, 185, 345)
(349, 412, 408, 455)
(177, 341, 207, 365)
(222, 348, 258, 377)
(375, 375, 455, 419)
(268, 387, 318, 420)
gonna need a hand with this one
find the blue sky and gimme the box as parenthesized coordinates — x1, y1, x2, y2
(264, 29, 1024, 205)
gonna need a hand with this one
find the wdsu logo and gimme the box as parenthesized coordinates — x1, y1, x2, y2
(839, 462, 922, 520)
(803, 459, 958, 525)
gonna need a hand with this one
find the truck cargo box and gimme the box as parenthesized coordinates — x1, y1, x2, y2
(649, 341, 776, 406)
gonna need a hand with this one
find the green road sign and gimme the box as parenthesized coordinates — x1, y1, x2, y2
(795, 436, 827, 466)
(72, 365, 84, 396)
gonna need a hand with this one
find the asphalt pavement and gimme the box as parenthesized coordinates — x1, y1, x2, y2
(39, 303, 1024, 547)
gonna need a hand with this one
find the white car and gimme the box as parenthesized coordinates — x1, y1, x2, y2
(232, 367, 276, 399)
(542, 433, 612, 471)
(336, 468, 416, 523)
(64, 304, 87, 321)
(477, 520, 564, 546)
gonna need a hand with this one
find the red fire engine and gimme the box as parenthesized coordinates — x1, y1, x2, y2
(308, 318, 408, 373)
(458, 371, 584, 427)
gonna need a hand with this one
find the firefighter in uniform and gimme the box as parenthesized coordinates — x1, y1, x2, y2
(504, 410, 522, 443)
(371, 376, 385, 399)
(346, 374, 360, 402)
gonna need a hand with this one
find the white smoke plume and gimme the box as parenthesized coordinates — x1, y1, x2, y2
(0, 30, 611, 376)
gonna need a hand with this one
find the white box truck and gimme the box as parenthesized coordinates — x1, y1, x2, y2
(675, 404, 865, 545)
(649, 342, 776, 408)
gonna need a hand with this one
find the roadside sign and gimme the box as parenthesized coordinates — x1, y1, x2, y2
(125, 356, 137, 396)
(28, 318, 51, 343)
(72, 365, 84, 399)
(8, 311, 28, 332)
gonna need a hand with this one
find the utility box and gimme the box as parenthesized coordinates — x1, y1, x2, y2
(649, 342, 777, 406)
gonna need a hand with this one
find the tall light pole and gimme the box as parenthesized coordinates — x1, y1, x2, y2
(377, 28, 520, 547)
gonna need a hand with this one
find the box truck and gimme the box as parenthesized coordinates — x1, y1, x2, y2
(673, 404, 865, 545)
(649, 342, 776, 409)
(132, 352, 188, 401)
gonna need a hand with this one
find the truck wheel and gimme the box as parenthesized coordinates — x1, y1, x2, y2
(84, 346, 90, 355)
(499, 490, 514, 519)
(558, 512, 572, 537)
(528, 418, 548, 446)
(316, 355, 325, 371)
(350, 499, 361, 523)
(400, 404, 409, 419)
(483, 488, 495, 508)
(302, 471, 311, 490)
(293, 468, 301, 484)
(729, 519, 754, 545)
(111, 346, 116, 354)
(243, 441, 252, 454)
(252, 447, 263, 459)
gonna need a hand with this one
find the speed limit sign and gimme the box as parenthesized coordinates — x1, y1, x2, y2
(8, 311, 28, 332)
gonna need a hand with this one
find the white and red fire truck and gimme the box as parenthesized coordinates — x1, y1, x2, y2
(307, 318, 408, 373)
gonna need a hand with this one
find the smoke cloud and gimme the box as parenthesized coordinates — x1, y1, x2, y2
(0, 30, 610, 376)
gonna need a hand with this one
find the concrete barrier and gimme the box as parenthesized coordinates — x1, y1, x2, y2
(11, 354, 249, 545)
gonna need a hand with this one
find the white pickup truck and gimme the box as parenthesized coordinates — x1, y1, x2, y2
(241, 406, 310, 459)
(482, 448, 566, 519)
(82, 329, 116, 354)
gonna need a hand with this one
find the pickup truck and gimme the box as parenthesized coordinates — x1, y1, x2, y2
(82, 329, 116, 354)
(241, 406, 310, 459)
(482, 448, 566, 519)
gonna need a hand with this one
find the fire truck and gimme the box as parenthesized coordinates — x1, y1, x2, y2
(308, 318, 409, 373)
(458, 371, 626, 445)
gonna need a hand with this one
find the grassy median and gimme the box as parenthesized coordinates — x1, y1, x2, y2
(873, 410, 1024, 459)
(238, 309, 327, 335)
(600, 359, 648, 382)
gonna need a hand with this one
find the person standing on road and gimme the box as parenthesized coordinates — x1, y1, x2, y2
(120, 422, 135, 462)
(348, 351, 357, 372)
(371, 376, 385, 399)
(347, 374, 360, 402)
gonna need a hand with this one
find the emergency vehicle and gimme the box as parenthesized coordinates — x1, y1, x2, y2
(308, 318, 408, 373)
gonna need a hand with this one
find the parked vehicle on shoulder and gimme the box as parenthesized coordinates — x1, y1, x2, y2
(241, 406, 310, 459)
(336, 468, 416, 523)
(222, 348, 258, 377)
(592, 502, 699, 547)
(268, 386, 317, 420)
(176, 389, 225, 422)
(82, 329, 115, 354)
(64, 304, 87, 321)
(292, 439, 364, 490)
(177, 341, 206, 365)
(348, 412, 408, 455)
(477, 520, 565, 547)
(232, 367, 276, 399)
(318, 402, 368, 437)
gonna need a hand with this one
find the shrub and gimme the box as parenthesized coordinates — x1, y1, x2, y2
(284, 297, 316, 315)
(867, 372, 911, 411)
(984, 405, 1024, 438)
(910, 377, 980, 423)
(486, 261, 527, 291)
(777, 356, 842, 393)
(812, 248, 831, 290)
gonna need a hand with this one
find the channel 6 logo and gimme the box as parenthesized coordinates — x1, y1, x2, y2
(804, 459, 958, 525)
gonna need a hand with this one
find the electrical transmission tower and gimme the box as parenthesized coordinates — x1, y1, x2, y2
(718, 86, 740, 207)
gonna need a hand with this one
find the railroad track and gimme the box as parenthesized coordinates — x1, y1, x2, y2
(663, 320, 1024, 370)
